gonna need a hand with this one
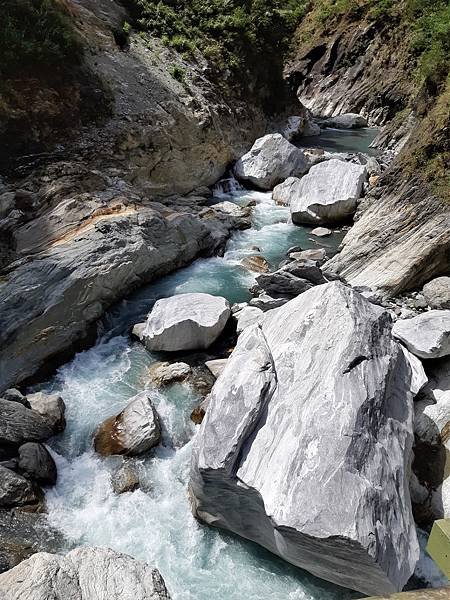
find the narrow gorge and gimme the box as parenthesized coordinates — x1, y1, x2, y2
(0, 0, 449, 599)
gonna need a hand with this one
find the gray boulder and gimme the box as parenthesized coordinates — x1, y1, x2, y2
(256, 259, 326, 298)
(290, 159, 367, 225)
(190, 282, 420, 595)
(0, 546, 171, 599)
(0, 466, 42, 509)
(323, 113, 368, 129)
(248, 294, 290, 311)
(111, 463, 140, 495)
(0, 399, 53, 446)
(393, 310, 450, 359)
(1, 389, 30, 408)
(234, 134, 310, 190)
(422, 276, 450, 310)
(17, 443, 57, 486)
(94, 392, 161, 457)
(272, 176, 299, 206)
(27, 392, 66, 433)
(148, 362, 191, 386)
(134, 293, 230, 352)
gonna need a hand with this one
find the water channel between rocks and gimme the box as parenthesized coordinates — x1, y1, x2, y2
(32, 129, 444, 599)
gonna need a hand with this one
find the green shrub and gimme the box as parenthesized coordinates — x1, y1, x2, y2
(0, 0, 83, 76)
(169, 64, 186, 82)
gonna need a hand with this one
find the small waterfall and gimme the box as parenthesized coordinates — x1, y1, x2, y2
(211, 174, 244, 197)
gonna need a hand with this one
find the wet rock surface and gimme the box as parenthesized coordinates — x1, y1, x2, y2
(190, 282, 420, 595)
(94, 392, 161, 457)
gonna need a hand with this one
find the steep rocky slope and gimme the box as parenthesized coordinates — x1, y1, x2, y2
(286, 0, 450, 297)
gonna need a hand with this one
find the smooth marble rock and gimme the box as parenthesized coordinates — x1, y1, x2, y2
(190, 281, 420, 595)
(94, 392, 161, 457)
(235, 306, 264, 334)
(290, 159, 367, 225)
(0, 546, 171, 599)
(393, 310, 450, 359)
(311, 227, 332, 237)
(423, 277, 450, 310)
(204, 359, 228, 379)
(0, 399, 53, 446)
(134, 293, 231, 352)
(323, 113, 368, 129)
(234, 134, 310, 190)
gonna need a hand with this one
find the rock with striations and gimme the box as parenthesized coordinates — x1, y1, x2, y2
(233, 134, 310, 190)
(0, 546, 171, 600)
(0, 399, 53, 446)
(27, 392, 66, 433)
(393, 310, 450, 359)
(422, 276, 450, 310)
(290, 159, 367, 225)
(94, 391, 161, 457)
(190, 281, 420, 595)
(272, 176, 300, 206)
(323, 113, 368, 129)
(17, 442, 57, 486)
(235, 306, 264, 334)
(134, 293, 231, 352)
(0, 466, 42, 509)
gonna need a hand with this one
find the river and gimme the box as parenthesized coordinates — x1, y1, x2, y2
(31, 129, 446, 598)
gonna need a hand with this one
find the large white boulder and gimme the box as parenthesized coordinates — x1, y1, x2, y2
(290, 159, 367, 225)
(94, 392, 161, 457)
(393, 310, 450, 359)
(233, 134, 310, 190)
(190, 282, 420, 595)
(323, 113, 368, 129)
(134, 293, 230, 352)
(0, 546, 171, 599)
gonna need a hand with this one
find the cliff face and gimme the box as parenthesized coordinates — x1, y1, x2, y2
(0, 0, 267, 195)
(287, 1, 450, 297)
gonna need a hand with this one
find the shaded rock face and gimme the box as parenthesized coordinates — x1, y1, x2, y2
(190, 282, 420, 595)
(135, 293, 231, 352)
(0, 546, 171, 600)
(0, 399, 53, 446)
(0, 466, 42, 509)
(325, 178, 450, 298)
(290, 159, 367, 225)
(94, 392, 161, 457)
(255, 259, 326, 298)
(17, 443, 57, 486)
(393, 311, 450, 359)
(234, 134, 310, 190)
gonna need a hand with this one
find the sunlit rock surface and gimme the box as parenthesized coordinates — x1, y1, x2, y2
(0, 546, 171, 600)
(190, 281, 420, 595)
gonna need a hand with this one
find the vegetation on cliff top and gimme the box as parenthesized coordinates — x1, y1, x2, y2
(120, 0, 308, 109)
(0, 0, 83, 76)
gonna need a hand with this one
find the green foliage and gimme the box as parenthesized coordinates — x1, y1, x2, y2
(122, 20, 132, 35)
(121, 0, 308, 108)
(169, 64, 186, 82)
(0, 0, 82, 76)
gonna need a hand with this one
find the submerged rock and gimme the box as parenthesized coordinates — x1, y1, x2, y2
(94, 392, 161, 457)
(0, 546, 172, 599)
(190, 281, 420, 595)
(290, 159, 367, 225)
(234, 134, 310, 190)
(393, 310, 450, 359)
(134, 293, 231, 352)
(422, 277, 450, 310)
